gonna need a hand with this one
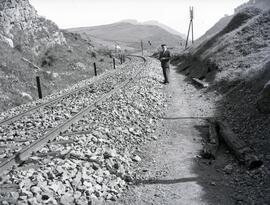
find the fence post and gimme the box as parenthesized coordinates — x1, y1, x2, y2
(93, 62, 97, 76)
(141, 40, 144, 56)
(36, 76, 42, 99)
(113, 58, 116, 69)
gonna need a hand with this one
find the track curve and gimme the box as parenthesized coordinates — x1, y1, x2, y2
(0, 55, 147, 176)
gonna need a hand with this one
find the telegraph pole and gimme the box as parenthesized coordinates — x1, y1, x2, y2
(185, 6, 194, 48)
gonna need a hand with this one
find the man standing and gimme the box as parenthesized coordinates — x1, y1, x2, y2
(159, 44, 171, 84)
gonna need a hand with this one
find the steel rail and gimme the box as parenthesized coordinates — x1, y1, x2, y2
(0, 55, 146, 176)
(0, 58, 142, 126)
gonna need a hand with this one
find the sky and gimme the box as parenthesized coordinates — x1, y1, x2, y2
(29, 0, 249, 39)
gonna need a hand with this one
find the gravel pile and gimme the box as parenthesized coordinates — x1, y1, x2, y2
(0, 59, 166, 204)
(0, 60, 143, 160)
(0, 63, 129, 122)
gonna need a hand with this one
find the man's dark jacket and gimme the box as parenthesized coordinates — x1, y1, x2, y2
(159, 50, 171, 68)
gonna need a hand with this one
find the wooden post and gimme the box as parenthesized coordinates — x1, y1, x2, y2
(191, 6, 194, 44)
(217, 120, 263, 169)
(113, 58, 116, 69)
(185, 21, 192, 48)
(120, 55, 123, 64)
(201, 120, 219, 159)
(141, 40, 144, 56)
(93, 62, 97, 76)
(191, 20, 194, 44)
(36, 76, 42, 99)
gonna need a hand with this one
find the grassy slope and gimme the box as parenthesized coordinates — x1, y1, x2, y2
(195, 7, 269, 83)
(37, 31, 113, 91)
(0, 0, 115, 113)
(0, 31, 113, 113)
(172, 7, 270, 84)
(206, 9, 270, 83)
(0, 42, 37, 110)
(195, 15, 233, 45)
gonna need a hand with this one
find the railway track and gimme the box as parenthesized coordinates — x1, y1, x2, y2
(0, 55, 146, 177)
(0, 71, 112, 126)
(0, 56, 138, 125)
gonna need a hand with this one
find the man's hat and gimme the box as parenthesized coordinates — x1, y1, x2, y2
(161, 44, 167, 47)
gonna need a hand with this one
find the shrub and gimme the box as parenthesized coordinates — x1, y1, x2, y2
(91, 51, 97, 58)
(41, 55, 56, 67)
(14, 44, 23, 52)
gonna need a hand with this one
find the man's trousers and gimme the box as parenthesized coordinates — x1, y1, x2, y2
(162, 66, 170, 83)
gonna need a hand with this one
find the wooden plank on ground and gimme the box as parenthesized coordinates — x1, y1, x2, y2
(217, 120, 263, 169)
(201, 120, 219, 159)
(192, 78, 209, 88)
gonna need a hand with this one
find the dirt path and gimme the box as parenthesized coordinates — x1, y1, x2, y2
(114, 61, 236, 205)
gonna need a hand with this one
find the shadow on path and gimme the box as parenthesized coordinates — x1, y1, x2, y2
(134, 177, 199, 185)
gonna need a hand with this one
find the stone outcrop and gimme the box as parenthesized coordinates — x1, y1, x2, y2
(0, 0, 66, 55)
(235, 0, 270, 12)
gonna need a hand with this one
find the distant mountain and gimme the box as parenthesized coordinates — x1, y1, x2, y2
(119, 19, 186, 39)
(68, 22, 185, 51)
(119, 19, 140, 24)
(142, 20, 186, 39)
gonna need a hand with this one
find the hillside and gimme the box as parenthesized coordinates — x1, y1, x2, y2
(236, 0, 270, 11)
(174, 7, 269, 83)
(196, 0, 270, 44)
(0, 0, 113, 112)
(0, 0, 66, 58)
(67, 22, 185, 52)
(171, 6, 270, 204)
(196, 15, 233, 44)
